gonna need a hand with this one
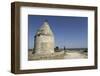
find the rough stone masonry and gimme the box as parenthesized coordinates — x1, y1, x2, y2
(34, 20, 55, 55)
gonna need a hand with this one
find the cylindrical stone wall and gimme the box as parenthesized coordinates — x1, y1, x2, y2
(34, 34, 54, 55)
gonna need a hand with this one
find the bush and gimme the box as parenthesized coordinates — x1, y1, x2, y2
(54, 46, 59, 52)
(84, 48, 87, 52)
(32, 48, 35, 54)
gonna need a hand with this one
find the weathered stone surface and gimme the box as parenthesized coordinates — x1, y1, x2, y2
(34, 21, 55, 55)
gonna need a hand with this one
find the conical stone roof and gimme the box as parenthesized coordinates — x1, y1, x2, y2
(36, 21, 53, 36)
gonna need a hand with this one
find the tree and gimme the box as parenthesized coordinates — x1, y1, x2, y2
(64, 46, 66, 50)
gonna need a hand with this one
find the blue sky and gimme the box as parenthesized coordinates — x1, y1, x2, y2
(28, 15, 88, 49)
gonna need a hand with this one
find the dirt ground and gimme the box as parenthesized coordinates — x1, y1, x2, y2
(28, 50, 87, 60)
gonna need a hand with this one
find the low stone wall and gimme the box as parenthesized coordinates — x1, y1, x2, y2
(28, 51, 65, 60)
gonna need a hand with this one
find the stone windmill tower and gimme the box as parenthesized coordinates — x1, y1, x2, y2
(34, 20, 55, 55)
